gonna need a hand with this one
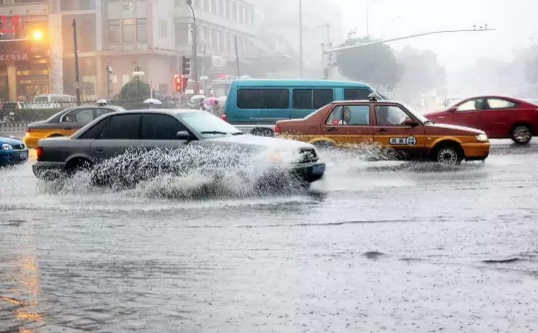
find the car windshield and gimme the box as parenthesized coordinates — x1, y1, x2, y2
(400, 102, 431, 123)
(179, 111, 243, 138)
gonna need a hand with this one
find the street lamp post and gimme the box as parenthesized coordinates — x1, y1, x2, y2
(380, 16, 403, 39)
(299, 0, 303, 78)
(72, 19, 81, 106)
(132, 65, 145, 97)
(186, 0, 199, 95)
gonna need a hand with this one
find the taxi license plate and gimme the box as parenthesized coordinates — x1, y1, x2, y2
(312, 164, 325, 175)
(19, 151, 28, 160)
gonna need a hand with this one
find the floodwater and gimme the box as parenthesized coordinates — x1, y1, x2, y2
(1, 144, 538, 332)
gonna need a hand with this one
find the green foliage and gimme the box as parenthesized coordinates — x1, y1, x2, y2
(395, 46, 446, 97)
(118, 78, 151, 109)
(335, 34, 403, 89)
(119, 78, 150, 100)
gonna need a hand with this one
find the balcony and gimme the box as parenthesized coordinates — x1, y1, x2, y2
(174, 5, 254, 36)
(0, 1, 49, 17)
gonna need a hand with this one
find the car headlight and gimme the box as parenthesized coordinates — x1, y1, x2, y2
(267, 152, 284, 162)
(475, 133, 488, 142)
(1, 143, 13, 150)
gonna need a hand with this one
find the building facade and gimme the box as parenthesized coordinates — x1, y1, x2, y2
(0, 0, 256, 101)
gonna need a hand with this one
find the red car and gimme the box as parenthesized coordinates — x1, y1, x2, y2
(427, 96, 538, 145)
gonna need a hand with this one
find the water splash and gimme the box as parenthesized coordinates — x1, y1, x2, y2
(37, 145, 310, 199)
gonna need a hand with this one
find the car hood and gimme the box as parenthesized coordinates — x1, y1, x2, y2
(0, 136, 24, 145)
(426, 122, 484, 134)
(425, 110, 448, 116)
(209, 134, 315, 150)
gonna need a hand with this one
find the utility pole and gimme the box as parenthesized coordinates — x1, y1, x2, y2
(72, 19, 81, 106)
(186, 0, 199, 95)
(299, 0, 303, 78)
(234, 35, 240, 77)
(366, 0, 370, 37)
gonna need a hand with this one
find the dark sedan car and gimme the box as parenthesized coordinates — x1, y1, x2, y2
(32, 109, 326, 187)
(24, 104, 125, 149)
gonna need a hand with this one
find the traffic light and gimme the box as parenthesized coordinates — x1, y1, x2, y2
(174, 75, 182, 92)
(181, 56, 191, 76)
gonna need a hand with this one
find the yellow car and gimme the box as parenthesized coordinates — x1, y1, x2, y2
(24, 105, 125, 149)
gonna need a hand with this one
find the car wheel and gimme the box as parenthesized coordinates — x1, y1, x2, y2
(251, 128, 274, 137)
(65, 158, 92, 176)
(312, 141, 334, 149)
(434, 145, 463, 165)
(511, 125, 532, 145)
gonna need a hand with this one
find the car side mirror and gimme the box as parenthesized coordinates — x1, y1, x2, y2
(404, 119, 420, 127)
(176, 131, 192, 140)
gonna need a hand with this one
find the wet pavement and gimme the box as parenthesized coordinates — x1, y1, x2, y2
(1, 142, 538, 332)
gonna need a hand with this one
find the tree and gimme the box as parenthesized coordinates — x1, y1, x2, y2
(117, 78, 151, 110)
(392, 46, 446, 101)
(118, 78, 150, 101)
(521, 45, 538, 85)
(335, 33, 402, 90)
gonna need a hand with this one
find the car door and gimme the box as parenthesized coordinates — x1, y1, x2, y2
(60, 107, 96, 136)
(373, 104, 426, 160)
(320, 104, 374, 145)
(476, 98, 518, 137)
(89, 113, 141, 162)
(139, 113, 193, 149)
(449, 99, 486, 130)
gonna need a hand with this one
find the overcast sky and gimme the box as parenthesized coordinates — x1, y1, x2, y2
(334, 0, 538, 72)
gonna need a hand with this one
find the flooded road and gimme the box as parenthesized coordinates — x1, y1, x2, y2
(1, 147, 538, 332)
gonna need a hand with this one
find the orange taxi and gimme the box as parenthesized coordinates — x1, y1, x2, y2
(24, 104, 124, 149)
(275, 95, 490, 165)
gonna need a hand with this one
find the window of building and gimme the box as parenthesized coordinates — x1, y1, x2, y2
(218, 31, 224, 51)
(122, 19, 136, 43)
(233, 2, 238, 21)
(225, 0, 231, 18)
(108, 19, 121, 44)
(237, 89, 290, 109)
(176, 23, 190, 46)
(203, 0, 209, 11)
(203, 26, 210, 46)
(159, 20, 167, 38)
(226, 33, 232, 53)
(60, 0, 96, 10)
(218, 0, 224, 17)
(293, 89, 333, 109)
(211, 0, 217, 13)
(211, 29, 218, 50)
(137, 18, 147, 42)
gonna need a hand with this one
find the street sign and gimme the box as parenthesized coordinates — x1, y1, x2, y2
(73, 82, 93, 90)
